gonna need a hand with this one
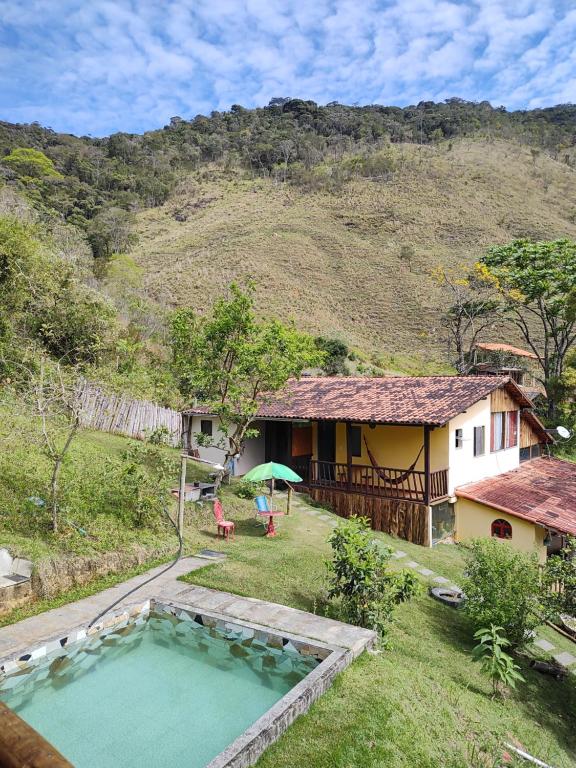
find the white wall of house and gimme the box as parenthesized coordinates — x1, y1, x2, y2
(447, 398, 519, 495)
(236, 420, 266, 475)
(188, 415, 265, 476)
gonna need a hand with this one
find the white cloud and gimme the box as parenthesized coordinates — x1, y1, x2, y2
(0, 0, 574, 135)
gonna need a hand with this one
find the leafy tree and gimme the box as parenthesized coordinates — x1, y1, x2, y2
(87, 207, 137, 261)
(462, 538, 541, 648)
(472, 625, 524, 698)
(32, 281, 117, 365)
(0, 214, 118, 367)
(541, 536, 576, 619)
(169, 282, 321, 482)
(1, 147, 62, 178)
(114, 441, 174, 528)
(11, 358, 85, 533)
(327, 516, 419, 640)
(315, 336, 350, 376)
(433, 265, 501, 374)
(480, 239, 576, 418)
(0, 216, 39, 327)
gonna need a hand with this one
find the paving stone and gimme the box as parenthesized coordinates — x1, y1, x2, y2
(553, 651, 576, 667)
(319, 515, 332, 522)
(405, 561, 420, 569)
(418, 568, 434, 577)
(449, 585, 461, 593)
(432, 576, 450, 585)
(534, 638, 555, 652)
(391, 551, 407, 559)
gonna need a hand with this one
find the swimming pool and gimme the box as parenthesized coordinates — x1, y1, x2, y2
(0, 600, 337, 767)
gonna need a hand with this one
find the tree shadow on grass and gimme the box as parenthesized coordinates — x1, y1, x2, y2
(414, 594, 576, 757)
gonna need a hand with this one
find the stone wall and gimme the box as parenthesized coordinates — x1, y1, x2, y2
(32, 544, 177, 600)
(0, 580, 32, 615)
(0, 543, 176, 615)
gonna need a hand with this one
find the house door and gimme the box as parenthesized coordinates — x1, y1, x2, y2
(265, 421, 292, 466)
(317, 421, 336, 462)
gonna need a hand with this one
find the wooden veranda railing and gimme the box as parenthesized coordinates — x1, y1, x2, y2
(308, 460, 448, 504)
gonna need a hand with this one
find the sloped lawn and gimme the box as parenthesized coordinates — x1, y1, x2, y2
(183, 490, 576, 768)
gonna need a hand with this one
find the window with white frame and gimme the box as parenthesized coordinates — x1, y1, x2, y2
(455, 428, 463, 449)
(490, 410, 518, 452)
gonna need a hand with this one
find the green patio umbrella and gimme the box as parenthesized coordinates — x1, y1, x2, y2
(243, 462, 303, 514)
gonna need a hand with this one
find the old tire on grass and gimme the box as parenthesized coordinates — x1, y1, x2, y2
(428, 586, 466, 609)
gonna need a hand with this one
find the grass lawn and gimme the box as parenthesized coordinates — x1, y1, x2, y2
(182, 488, 576, 768)
(0, 401, 208, 561)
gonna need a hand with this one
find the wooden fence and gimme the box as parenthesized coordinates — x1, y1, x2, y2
(77, 381, 182, 446)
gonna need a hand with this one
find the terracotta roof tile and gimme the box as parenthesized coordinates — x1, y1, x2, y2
(475, 342, 538, 359)
(456, 457, 576, 535)
(185, 375, 531, 426)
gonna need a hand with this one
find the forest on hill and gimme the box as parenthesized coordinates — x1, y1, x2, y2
(1, 98, 576, 260)
(1, 97, 575, 388)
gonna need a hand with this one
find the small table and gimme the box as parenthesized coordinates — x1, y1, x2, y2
(171, 482, 216, 502)
(257, 510, 284, 537)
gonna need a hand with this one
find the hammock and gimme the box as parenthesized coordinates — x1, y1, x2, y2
(363, 436, 424, 485)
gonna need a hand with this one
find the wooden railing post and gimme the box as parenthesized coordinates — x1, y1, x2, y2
(345, 422, 353, 492)
(424, 425, 431, 507)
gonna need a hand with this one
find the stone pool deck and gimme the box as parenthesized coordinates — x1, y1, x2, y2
(0, 556, 375, 663)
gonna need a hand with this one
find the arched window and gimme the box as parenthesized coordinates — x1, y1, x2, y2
(491, 519, 512, 539)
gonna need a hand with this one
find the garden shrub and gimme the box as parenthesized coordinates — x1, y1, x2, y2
(234, 479, 264, 499)
(326, 515, 419, 640)
(541, 535, 576, 620)
(462, 538, 541, 648)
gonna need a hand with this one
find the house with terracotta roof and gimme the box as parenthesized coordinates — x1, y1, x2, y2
(182, 375, 572, 559)
(469, 341, 544, 400)
(456, 456, 576, 561)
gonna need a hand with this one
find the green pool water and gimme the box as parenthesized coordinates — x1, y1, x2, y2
(0, 611, 319, 767)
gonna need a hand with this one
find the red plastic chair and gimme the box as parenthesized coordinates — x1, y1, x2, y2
(213, 499, 235, 541)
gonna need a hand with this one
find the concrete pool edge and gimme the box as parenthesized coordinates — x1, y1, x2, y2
(1, 592, 376, 768)
(206, 644, 352, 768)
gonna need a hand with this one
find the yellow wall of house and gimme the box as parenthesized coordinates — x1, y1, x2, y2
(455, 497, 547, 562)
(333, 422, 448, 472)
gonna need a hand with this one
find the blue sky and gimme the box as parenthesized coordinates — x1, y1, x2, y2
(1, 0, 575, 137)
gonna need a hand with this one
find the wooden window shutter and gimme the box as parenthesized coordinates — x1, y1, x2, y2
(507, 411, 518, 448)
(490, 413, 496, 452)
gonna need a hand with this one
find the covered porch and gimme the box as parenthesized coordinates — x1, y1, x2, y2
(264, 418, 449, 506)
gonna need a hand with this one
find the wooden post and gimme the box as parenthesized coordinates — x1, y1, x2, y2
(178, 453, 187, 538)
(287, 485, 292, 515)
(0, 702, 73, 767)
(423, 425, 431, 507)
(345, 422, 353, 492)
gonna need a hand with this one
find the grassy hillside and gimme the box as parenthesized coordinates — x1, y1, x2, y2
(0, 401, 198, 562)
(134, 138, 576, 365)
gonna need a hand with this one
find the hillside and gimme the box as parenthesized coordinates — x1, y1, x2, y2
(134, 138, 576, 365)
(2, 99, 576, 370)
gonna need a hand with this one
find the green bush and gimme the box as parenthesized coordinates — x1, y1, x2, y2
(541, 535, 576, 619)
(326, 516, 419, 639)
(234, 479, 264, 499)
(32, 282, 117, 365)
(462, 538, 541, 648)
